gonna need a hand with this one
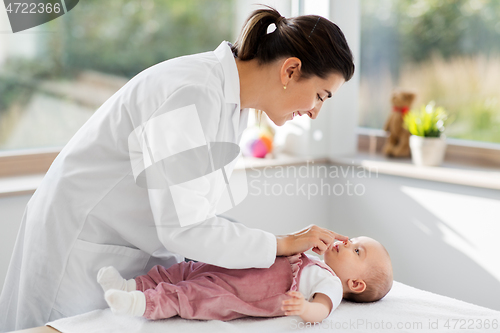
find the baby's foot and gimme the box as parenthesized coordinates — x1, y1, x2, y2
(97, 266, 136, 292)
(105, 289, 146, 317)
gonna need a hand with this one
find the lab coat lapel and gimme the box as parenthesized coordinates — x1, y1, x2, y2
(213, 41, 248, 140)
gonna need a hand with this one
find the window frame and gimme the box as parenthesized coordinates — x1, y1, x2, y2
(2, 129, 499, 179)
(0, 148, 60, 177)
(357, 127, 500, 168)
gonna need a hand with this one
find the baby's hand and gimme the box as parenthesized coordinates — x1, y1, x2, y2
(281, 291, 308, 316)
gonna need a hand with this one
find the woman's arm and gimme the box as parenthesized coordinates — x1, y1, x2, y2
(143, 84, 277, 269)
(276, 225, 348, 256)
(281, 291, 333, 323)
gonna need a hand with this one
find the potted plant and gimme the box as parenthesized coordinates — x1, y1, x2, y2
(403, 102, 448, 166)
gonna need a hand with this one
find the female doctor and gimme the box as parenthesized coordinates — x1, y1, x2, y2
(0, 7, 354, 331)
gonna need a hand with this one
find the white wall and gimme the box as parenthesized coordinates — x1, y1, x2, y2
(325, 170, 500, 311)
(225, 163, 333, 235)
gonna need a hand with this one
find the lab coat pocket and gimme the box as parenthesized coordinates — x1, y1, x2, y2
(52, 239, 150, 317)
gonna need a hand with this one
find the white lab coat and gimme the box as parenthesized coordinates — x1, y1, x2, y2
(0, 41, 277, 331)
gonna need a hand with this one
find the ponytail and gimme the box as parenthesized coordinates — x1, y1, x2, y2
(232, 6, 355, 82)
(232, 8, 281, 61)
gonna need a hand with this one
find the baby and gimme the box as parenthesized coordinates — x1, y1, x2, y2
(98, 236, 393, 323)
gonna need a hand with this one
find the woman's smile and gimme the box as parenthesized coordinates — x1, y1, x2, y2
(290, 111, 313, 121)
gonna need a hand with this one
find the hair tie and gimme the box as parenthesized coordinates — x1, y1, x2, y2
(267, 23, 277, 34)
(268, 16, 286, 34)
(308, 17, 320, 38)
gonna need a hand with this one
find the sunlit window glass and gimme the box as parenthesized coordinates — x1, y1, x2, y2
(0, 0, 234, 151)
(360, 0, 500, 144)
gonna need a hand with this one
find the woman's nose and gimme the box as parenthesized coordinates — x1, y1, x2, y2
(308, 104, 322, 120)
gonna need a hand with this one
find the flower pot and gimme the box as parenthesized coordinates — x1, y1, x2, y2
(409, 135, 447, 166)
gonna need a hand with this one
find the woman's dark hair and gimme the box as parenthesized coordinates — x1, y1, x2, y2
(231, 6, 355, 82)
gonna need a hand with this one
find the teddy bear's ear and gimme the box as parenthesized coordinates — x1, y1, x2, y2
(402, 92, 416, 103)
(391, 90, 402, 102)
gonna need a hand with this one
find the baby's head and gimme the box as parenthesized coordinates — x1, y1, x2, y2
(324, 236, 393, 303)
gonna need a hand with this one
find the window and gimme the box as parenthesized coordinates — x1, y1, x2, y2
(1, 0, 357, 165)
(0, 0, 234, 152)
(359, 0, 500, 144)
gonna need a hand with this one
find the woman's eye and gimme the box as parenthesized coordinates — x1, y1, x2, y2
(317, 94, 324, 102)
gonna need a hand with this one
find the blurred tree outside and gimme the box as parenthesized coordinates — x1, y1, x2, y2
(360, 0, 500, 144)
(59, 0, 234, 78)
(0, 0, 234, 151)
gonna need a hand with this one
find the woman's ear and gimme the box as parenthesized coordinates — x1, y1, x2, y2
(347, 279, 367, 294)
(280, 57, 302, 85)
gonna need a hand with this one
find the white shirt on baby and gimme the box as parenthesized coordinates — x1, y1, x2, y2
(298, 259, 343, 317)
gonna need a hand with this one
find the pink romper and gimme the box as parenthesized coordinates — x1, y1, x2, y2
(134, 253, 336, 320)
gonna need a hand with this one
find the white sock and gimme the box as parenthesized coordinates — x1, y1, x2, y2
(105, 289, 146, 317)
(97, 266, 136, 292)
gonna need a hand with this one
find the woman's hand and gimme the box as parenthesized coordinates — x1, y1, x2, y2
(276, 224, 348, 256)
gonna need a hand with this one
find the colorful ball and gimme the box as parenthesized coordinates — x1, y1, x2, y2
(250, 139, 268, 158)
(241, 128, 274, 158)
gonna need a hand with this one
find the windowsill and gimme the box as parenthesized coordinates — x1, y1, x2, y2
(1, 146, 499, 197)
(328, 152, 500, 190)
(240, 152, 500, 190)
(235, 154, 328, 170)
(0, 132, 500, 197)
(357, 127, 500, 168)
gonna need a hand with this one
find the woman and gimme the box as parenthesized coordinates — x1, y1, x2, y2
(0, 7, 354, 331)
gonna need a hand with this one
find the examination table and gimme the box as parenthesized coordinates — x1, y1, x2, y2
(8, 281, 500, 333)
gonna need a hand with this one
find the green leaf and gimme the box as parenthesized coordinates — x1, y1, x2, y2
(404, 102, 448, 137)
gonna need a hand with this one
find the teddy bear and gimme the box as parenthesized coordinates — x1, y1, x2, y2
(383, 89, 416, 157)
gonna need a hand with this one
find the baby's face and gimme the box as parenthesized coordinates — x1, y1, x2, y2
(324, 236, 388, 285)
